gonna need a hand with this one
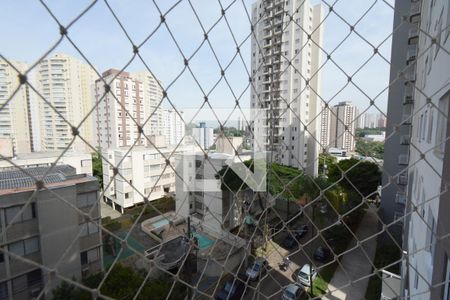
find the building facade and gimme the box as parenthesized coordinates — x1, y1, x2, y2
(102, 146, 177, 213)
(380, 0, 418, 243)
(35, 54, 97, 152)
(94, 69, 146, 149)
(192, 122, 214, 150)
(0, 165, 102, 299)
(329, 101, 356, 152)
(163, 109, 185, 146)
(0, 151, 92, 176)
(128, 71, 165, 138)
(403, 0, 450, 299)
(0, 59, 33, 154)
(250, 0, 323, 175)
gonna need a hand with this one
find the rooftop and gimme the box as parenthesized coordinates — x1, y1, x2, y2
(0, 165, 95, 194)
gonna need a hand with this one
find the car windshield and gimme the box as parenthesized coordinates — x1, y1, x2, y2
(298, 271, 309, 280)
(253, 263, 261, 271)
(284, 290, 295, 298)
(224, 282, 236, 293)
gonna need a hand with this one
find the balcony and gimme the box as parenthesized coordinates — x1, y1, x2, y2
(263, 30, 273, 39)
(410, 1, 421, 19)
(408, 27, 419, 44)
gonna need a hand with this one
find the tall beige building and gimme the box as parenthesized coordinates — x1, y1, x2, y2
(35, 54, 97, 152)
(329, 101, 356, 152)
(250, 0, 323, 176)
(0, 59, 33, 155)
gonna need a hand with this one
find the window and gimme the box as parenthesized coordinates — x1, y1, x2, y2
(81, 248, 100, 265)
(0, 282, 7, 300)
(444, 259, 450, 300)
(12, 269, 42, 295)
(80, 222, 99, 237)
(125, 193, 129, 199)
(77, 192, 97, 208)
(9, 237, 40, 257)
(435, 92, 449, 157)
(414, 263, 419, 289)
(426, 211, 436, 254)
(81, 159, 91, 167)
(427, 109, 434, 143)
(5, 204, 36, 225)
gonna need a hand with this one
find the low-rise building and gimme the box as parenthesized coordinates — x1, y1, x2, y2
(102, 146, 178, 213)
(175, 150, 254, 234)
(0, 151, 92, 175)
(0, 165, 102, 299)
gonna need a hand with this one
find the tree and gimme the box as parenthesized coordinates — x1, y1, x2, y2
(318, 153, 337, 176)
(355, 139, 384, 159)
(328, 158, 381, 198)
(92, 149, 103, 186)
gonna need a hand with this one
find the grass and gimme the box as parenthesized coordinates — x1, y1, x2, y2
(311, 263, 338, 296)
(364, 242, 401, 300)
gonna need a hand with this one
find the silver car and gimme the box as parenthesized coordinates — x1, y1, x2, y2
(296, 264, 317, 287)
(246, 257, 267, 281)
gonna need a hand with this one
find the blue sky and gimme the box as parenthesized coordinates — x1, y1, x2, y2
(1, 0, 394, 125)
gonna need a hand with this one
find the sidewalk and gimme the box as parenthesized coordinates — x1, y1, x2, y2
(323, 205, 379, 300)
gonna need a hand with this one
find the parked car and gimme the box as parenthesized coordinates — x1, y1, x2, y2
(296, 264, 317, 287)
(216, 280, 245, 300)
(292, 224, 308, 238)
(314, 246, 331, 262)
(281, 283, 304, 300)
(246, 257, 268, 281)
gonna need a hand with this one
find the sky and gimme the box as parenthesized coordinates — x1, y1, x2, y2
(1, 0, 395, 126)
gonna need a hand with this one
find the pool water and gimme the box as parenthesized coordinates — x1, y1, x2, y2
(152, 218, 170, 228)
(192, 232, 214, 250)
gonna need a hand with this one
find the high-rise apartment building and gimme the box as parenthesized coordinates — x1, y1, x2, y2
(163, 109, 185, 146)
(0, 165, 102, 298)
(130, 71, 165, 137)
(94, 69, 146, 149)
(329, 101, 356, 152)
(35, 54, 97, 152)
(192, 122, 214, 150)
(320, 106, 331, 150)
(0, 59, 33, 154)
(250, 0, 323, 175)
(401, 0, 450, 299)
(380, 0, 418, 243)
(94, 69, 184, 149)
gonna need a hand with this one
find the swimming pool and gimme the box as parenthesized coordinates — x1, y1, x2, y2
(192, 232, 214, 250)
(152, 218, 169, 228)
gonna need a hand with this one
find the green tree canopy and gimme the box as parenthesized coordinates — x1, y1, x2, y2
(327, 158, 381, 198)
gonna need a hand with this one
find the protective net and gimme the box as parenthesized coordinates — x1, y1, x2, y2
(0, 0, 449, 299)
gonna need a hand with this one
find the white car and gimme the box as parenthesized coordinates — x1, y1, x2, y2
(281, 283, 304, 300)
(296, 264, 317, 287)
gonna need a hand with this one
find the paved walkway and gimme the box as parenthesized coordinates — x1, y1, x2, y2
(101, 200, 121, 219)
(323, 205, 379, 300)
